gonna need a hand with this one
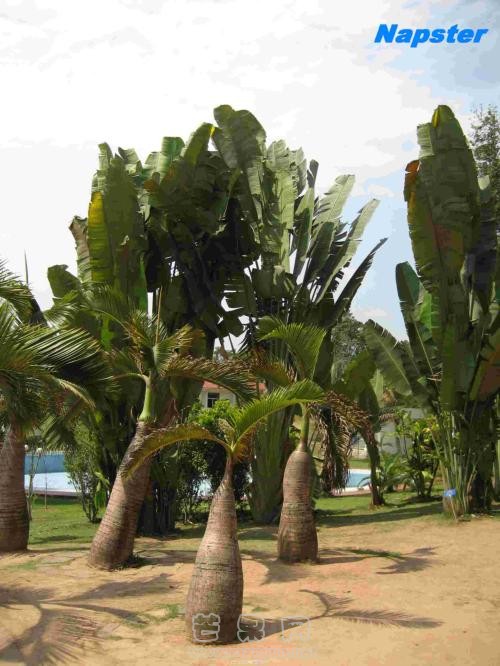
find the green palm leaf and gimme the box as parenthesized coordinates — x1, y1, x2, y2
(258, 317, 326, 379)
(229, 379, 324, 460)
(122, 424, 228, 477)
(0, 258, 33, 320)
(160, 356, 255, 402)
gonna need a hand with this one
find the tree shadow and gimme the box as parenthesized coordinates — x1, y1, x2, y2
(29, 534, 88, 545)
(238, 526, 277, 542)
(237, 542, 437, 584)
(0, 573, 175, 665)
(132, 546, 197, 567)
(317, 501, 441, 528)
(318, 546, 437, 574)
(233, 587, 442, 646)
(299, 589, 442, 628)
(27, 545, 89, 555)
(239, 548, 317, 584)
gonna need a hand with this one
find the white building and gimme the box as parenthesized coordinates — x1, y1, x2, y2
(199, 381, 238, 408)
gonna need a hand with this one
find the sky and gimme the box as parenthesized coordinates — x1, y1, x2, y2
(1, 0, 498, 338)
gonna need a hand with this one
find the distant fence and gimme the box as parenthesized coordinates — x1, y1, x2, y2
(24, 452, 65, 474)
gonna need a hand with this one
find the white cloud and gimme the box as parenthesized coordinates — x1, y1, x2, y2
(352, 306, 390, 321)
(0, 0, 493, 311)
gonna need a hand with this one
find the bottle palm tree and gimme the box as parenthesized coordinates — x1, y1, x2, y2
(87, 299, 256, 570)
(254, 317, 374, 562)
(0, 263, 109, 552)
(121, 379, 323, 643)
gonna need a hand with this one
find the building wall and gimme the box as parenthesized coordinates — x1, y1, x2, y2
(377, 408, 425, 454)
(199, 387, 237, 408)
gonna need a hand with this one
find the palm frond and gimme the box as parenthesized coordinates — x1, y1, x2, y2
(258, 317, 326, 379)
(321, 390, 375, 445)
(246, 347, 294, 387)
(0, 258, 33, 320)
(160, 355, 255, 402)
(121, 423, 228, 477)
(153, 324, 202, 368)
(230, 379, 324, 461)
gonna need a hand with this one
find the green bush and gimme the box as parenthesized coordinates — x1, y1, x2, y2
(64, 422, 109, 523)
(175, 400, 249, 523)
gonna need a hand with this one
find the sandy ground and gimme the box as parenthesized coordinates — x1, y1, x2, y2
(1, 513, 499, 666)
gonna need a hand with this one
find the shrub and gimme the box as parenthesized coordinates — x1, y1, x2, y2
(65, 422, 109, 523)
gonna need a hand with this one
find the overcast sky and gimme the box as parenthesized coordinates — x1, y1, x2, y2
(1, 0, 498, 338)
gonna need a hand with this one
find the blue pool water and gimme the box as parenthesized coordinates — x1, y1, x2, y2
(25, 468, 370, 494)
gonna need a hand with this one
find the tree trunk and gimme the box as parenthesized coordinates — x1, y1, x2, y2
(0, 425, 29, 553)
(88, 422, 152, 570)
(185, 457, 243, 644)
(366, 436, 384, 506)
(277, 442, 318, 563)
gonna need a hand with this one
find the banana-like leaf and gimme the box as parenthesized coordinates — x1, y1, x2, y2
(213, 104, 266, 225)
(47, 265, 81, 299)
(363, 320, 412, 396)
(311, 174, 355, 238)
(69, 216, 91, 283)
(293, 186, 314, 278)
(467, 176, 497, 313)
(144, 137, 184, 181)
(305, 220, 337, 285)
(182, 123, 214, 166)
(396, 262, 438, 379)
(316, 199, 379, 301)
(305, 175, 356, 286)
(406, 106, 480, 338)
(333, 349, 376, 402)
(92, 143, 113, 193)
(322, 238, 387, 327)
(470, 313, 500, 401)
(87, 191, 114, 285)
(87, 155, 148, 309)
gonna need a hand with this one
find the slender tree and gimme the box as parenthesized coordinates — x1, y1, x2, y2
(214, 106, 386, 523)
(252, 318, 375, 561)
(87, 299, 254, 570)
(120, 380, 323, 643)
(0, 262, 109, 552)
(364, 105, 499, 516)
(470, 104, 500, 219)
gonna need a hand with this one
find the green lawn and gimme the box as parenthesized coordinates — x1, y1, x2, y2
(29, 496, 98, 547)
(29, 490, 451, 549)
(315, 491, 444, 528)
(349, 458, 371, 469)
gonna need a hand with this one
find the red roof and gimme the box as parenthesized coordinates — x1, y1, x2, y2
(201, 381, 265, 392)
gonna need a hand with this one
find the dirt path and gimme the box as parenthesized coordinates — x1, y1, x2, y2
(1, 514, 499, 665)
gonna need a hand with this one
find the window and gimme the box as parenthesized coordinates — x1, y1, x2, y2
(207, 392, 220, 408)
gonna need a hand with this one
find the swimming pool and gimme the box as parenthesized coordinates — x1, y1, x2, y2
(25, 468, 371, 495)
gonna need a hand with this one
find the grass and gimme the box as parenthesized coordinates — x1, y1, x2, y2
(28, 491, 499, 550)
(315, 491, 443, 528)
(29, 496, 99, 547)
(349, 457, 371, 469)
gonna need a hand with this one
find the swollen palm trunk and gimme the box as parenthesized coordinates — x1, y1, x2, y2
(88, 422, 152, 570)
(277, 444, 318, 563)
(0, 426, 29, 553)
(185, 458, 243, 644)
